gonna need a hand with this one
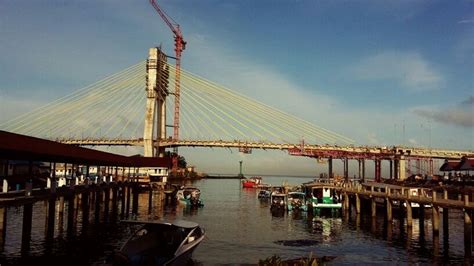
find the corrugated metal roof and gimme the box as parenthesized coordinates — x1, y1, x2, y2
(0, 130, 171, 167)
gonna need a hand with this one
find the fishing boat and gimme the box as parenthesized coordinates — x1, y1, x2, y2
(176, 186, 204, 207)
(306, 186, 342, 210)
(270, 191, 287, 211)
(287, 191, 307, 211)
(112, 220, 205, 266)
(242, 176, 263, 188)
(258, 189, 271, 199)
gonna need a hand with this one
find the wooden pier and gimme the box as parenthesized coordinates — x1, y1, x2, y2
(305, 180, 474, 257)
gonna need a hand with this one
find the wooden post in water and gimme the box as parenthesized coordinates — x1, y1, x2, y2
(132, 183, 139, 215)
(103, 186, 110, 222)
(111, 185, 118, 219)
(95, 188, 101, 223)
(371, 198, 377, 217)
(120, 183, 126, 218)
(126, 182, 131, 217)
(386, 187, 392, 222)
(355, 193, 361, 214)
(406, 200, 413, 228)
(0, 207, 7, 251)
(148, 189, 153, 213)
(386, 198, 393, 222)
(21, 203, 33, 256)
(465, 194, 472, 258)
(45, 198, 56, 240)
(67, 195, 75, 237)
(58, 196, 65, 235)
(432, 191, 439, 235)
(81, 191, 90, 234)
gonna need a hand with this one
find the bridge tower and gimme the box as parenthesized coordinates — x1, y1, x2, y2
(144, 47, 169, 157)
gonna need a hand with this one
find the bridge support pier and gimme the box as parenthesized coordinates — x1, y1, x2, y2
(328, 157, 333, 179)
(343, 158, 349, 182)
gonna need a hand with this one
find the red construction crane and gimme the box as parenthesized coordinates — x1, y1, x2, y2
(149, 0, 186, 170)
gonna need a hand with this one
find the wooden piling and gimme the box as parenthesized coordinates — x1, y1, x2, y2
(464, 208, 472, 258)
(406, 201, 413, 227)
(432, 206, 440, 237)
(126, 183, 131, 217)
(103, 187, 110, 221)
(95, 188, 101, 223)
(386, 198, 393, 222)
(45, 198, 55, 240)
(355, 193, 360, 214)
(21, 203, 33, 255)
(81, 191, 90, 234)
(0, 207, 6, 251)
(371, 198, 377, 217)
(67, 195, 75, 237)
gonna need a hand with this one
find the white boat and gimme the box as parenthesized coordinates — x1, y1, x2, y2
(112, 220, 205, 266)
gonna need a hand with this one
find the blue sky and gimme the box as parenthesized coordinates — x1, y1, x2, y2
(0, 0, 473, 176)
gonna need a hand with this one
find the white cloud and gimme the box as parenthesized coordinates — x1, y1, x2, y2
(458, 18, 474, 24)
(351, 51, 444, 92)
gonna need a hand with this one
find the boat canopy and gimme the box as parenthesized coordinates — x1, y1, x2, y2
(121, 219, 199, 229)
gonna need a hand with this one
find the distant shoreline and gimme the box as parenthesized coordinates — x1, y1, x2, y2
(203, 175, 243, 179)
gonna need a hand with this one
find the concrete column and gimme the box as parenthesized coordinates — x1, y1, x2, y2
(399, 156, 406, 180)
(144, 47, 168, 157)
(328, 157, 333, 179)
(358, 159, 362, 179)
(361, 159, 366, 182)
(344, 158, 349, 182)
(389, 160, 393, 179)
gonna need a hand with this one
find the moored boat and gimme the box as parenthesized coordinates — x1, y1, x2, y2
(270, 191, 287, 211)
(176, 186, 204, 207)
(112, 219, 205, 266)
(242, 176, 263, 188)
(306, 186, 342, 210)
(287, 191, 307, 211)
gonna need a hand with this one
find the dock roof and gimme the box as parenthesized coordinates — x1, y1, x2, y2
(0, 130, 171, 167)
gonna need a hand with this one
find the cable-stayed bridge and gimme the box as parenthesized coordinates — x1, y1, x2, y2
(1, 48, 473, 179)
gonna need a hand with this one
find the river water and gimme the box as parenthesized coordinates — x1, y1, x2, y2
(0, 176, 471, 265)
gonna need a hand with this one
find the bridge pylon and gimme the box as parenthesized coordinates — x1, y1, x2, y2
(144, 47, 169, 157)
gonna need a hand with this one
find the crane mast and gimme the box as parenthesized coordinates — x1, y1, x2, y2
(149, 0, 186, 170)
